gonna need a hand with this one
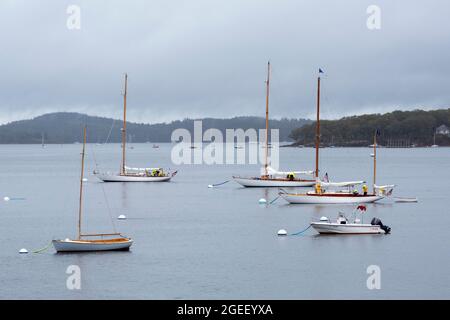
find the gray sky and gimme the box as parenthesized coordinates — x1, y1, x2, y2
(1, 0, 449, 124)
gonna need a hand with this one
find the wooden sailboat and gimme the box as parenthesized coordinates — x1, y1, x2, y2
(53, 127, 133, 252)
(232, 62, 316, 187)
(280, 130, 394, 204)
(279, 72, 394, 204)
(95, 74, 177, 182)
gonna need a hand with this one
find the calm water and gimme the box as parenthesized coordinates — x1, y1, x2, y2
(0, 143, 449, 299)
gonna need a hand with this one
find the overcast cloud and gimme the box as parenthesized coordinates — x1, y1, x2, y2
(0, 0, 449, 124)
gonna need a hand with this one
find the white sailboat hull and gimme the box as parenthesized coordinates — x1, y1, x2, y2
(96, 173, 172, 182)
(233, 176, 315, 187)
(311, 222, 385, 234)
(280, 193, 383, 204)
(52, 239, 133, 252)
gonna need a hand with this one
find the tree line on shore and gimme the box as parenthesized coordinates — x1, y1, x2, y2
(0, 112, 310, 144)
(289, 108, 450, 147)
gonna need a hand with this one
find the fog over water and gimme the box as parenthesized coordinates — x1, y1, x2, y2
(1, 0, 449, 124)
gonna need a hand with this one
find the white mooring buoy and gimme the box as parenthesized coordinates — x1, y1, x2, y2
(258, 198, 267, 204)
(19, 248, 28, 254)
(277, 229, 288, 236)
(4, 196, 10, 201)
(117, 214, 127, 220)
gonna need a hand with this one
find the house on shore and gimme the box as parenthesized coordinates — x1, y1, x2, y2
(436, 124, 450, 136)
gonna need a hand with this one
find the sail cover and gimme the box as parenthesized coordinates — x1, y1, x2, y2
(319, 181, 366, 188)
(261, 166, 314, 177)
(125, 166, 162, 172)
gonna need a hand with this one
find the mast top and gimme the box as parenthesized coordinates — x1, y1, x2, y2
(121, 73, 128, 175)
(263, 61, 271, 177)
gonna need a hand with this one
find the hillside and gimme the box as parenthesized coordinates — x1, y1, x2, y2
(0, 112, 311, 144)
(289, 109, 450, 147)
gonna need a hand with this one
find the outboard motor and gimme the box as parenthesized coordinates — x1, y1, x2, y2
(371, 217, 391, 234)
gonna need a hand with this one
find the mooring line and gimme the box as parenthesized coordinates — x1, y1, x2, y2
(208, 180, 230, 188)
(290, 225, 312, 236)
(32, 241, 53, 254)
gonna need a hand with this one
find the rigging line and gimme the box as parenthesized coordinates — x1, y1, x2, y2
(104, 118, 116, 144)
(87, 143, 117, 233)
(99, 179, 117, 234)
(89, 139, 100, 170)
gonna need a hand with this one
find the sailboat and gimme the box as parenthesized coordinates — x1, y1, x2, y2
(431, 132, 438, 147)
(95, 74, 177, 182)
(232, 62, 316, 187)
(53, 127, 133, 252)
(279, 129, 395, 204)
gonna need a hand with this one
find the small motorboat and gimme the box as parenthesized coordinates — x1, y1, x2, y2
(310, 205, 391, 235)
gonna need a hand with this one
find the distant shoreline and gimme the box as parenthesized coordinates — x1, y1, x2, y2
(1, 142, 448, 148)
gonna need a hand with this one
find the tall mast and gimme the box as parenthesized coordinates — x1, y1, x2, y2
(315, 75, 321, 179)
(373, 130, 377, 194)
(78, 126, 86, 240)
(264, 61, 271, 177)
(121, 73, 128, 175)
